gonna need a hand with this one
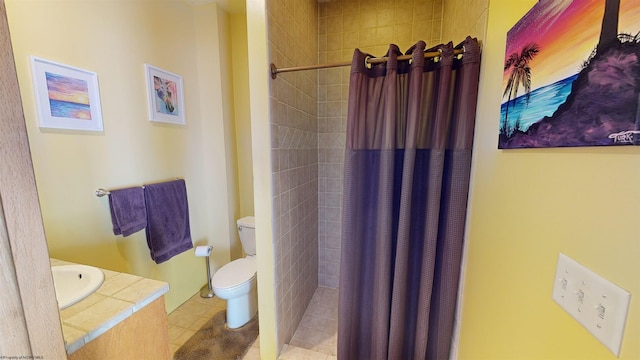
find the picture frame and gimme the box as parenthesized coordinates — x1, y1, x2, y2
(499, 0, 640, 149)
(144, 64, 185, 125)
(30, 56, 103, 132)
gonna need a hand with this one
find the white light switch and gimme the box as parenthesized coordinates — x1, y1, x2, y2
(552, 253, 631, 356)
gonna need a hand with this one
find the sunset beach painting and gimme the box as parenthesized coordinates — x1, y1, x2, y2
(499, 0, 640, 149)
(45, 72, 92, 120)
(30, 56, 103, 131)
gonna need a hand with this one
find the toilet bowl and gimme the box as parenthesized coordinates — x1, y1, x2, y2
(212, 216, 257, 329)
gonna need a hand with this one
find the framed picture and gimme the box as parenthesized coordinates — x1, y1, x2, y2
(30, 56, 103, 132)
(499, 0, 640, 149)
(144, 64, 185, 125)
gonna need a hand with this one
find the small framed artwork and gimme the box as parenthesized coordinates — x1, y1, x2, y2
(30, 56, 103, 131)
(144, 64, 185, 125)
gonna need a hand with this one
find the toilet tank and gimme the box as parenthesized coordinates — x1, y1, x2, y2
(237, 216, 256, 256)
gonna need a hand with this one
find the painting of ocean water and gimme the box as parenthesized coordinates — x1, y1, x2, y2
(45, 72, 92, 120)
(500, 74, 578, 133)
(499, 0, 640, 149)
(49, 99, 92, 119)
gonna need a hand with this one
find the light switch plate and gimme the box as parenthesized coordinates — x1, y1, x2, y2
(552, 253, 631, 356)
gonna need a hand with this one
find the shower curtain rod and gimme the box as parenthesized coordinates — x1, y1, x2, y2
(270, 47, 464, 79)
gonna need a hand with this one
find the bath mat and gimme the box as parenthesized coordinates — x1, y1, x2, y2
(173, 311, 259, 360)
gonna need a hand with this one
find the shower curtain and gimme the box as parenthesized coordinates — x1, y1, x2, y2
(338, 37, 481, 360)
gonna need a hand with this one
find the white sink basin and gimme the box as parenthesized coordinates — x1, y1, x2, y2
(51, 265, 105, 310)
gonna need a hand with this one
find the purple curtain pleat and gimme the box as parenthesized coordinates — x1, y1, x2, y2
(427, 38, 481, 359)
(338, 37, 481, 360)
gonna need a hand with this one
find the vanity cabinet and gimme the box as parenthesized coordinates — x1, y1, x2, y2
(68, 296, 170, 360)
(52, 259, 171, 359)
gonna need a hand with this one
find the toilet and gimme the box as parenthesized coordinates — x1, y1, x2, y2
(212, 216, 257, 329)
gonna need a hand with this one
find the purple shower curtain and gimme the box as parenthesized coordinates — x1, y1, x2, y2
(338, 37, 481, 360)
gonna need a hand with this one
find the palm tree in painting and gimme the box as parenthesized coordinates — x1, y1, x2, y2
(598, 0, 620, 50)
(502, 42, 540, 135)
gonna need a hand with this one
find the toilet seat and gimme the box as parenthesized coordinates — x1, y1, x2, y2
(212, 257, 256, 290)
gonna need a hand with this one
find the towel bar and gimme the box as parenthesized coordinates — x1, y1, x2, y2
(96, 178, 181, 197)
(95, 188, 111, 197)
(95, 187, 145, 197)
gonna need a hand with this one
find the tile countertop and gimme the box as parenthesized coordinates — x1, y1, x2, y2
(50, 258, 170, 355)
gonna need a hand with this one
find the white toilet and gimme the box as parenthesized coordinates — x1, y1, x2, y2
(212, 216, 257, 329)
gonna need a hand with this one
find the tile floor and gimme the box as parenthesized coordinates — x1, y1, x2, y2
(167, 286, 338, 360)
(167, 292, 227, 356)
(287, 287, 338, 357)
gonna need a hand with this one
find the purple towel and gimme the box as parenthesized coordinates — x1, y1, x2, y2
(108, 187, 146, 237)
(144, 179, 193, 264)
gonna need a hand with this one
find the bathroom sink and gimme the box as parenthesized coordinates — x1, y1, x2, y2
(51, 265, 105, 310)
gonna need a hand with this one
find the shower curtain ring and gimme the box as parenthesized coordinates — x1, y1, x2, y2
(365, 55, 373, 69)
(458, 45, 466, 59)
(433, 48, 443, 63)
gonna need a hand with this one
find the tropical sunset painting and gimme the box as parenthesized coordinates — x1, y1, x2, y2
(499, 0, 640, 149)
(45, 72, 92, 120)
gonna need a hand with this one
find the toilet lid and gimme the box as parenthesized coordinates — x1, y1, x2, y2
(212, 257, 256, 289)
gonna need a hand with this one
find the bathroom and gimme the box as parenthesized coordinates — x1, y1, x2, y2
(3, 0, 255, 357)
(3, 0, 640, 360)
(3, 0, 482, 357)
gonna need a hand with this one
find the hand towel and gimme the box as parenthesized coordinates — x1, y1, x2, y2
(144, 179, 193, 264)
(108, 187, 146, 237)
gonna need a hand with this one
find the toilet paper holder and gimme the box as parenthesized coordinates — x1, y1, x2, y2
(195, 246, 214, 298)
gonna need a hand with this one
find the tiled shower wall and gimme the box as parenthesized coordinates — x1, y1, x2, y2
(267, 0, 319, 352)
(317, 0, 444, 288)
(266, 0, 454, 351)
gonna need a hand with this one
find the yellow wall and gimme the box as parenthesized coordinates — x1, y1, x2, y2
(458, 1, 640, 359)
(5, 0, 240, 313)
(231, 12, 254, 220)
